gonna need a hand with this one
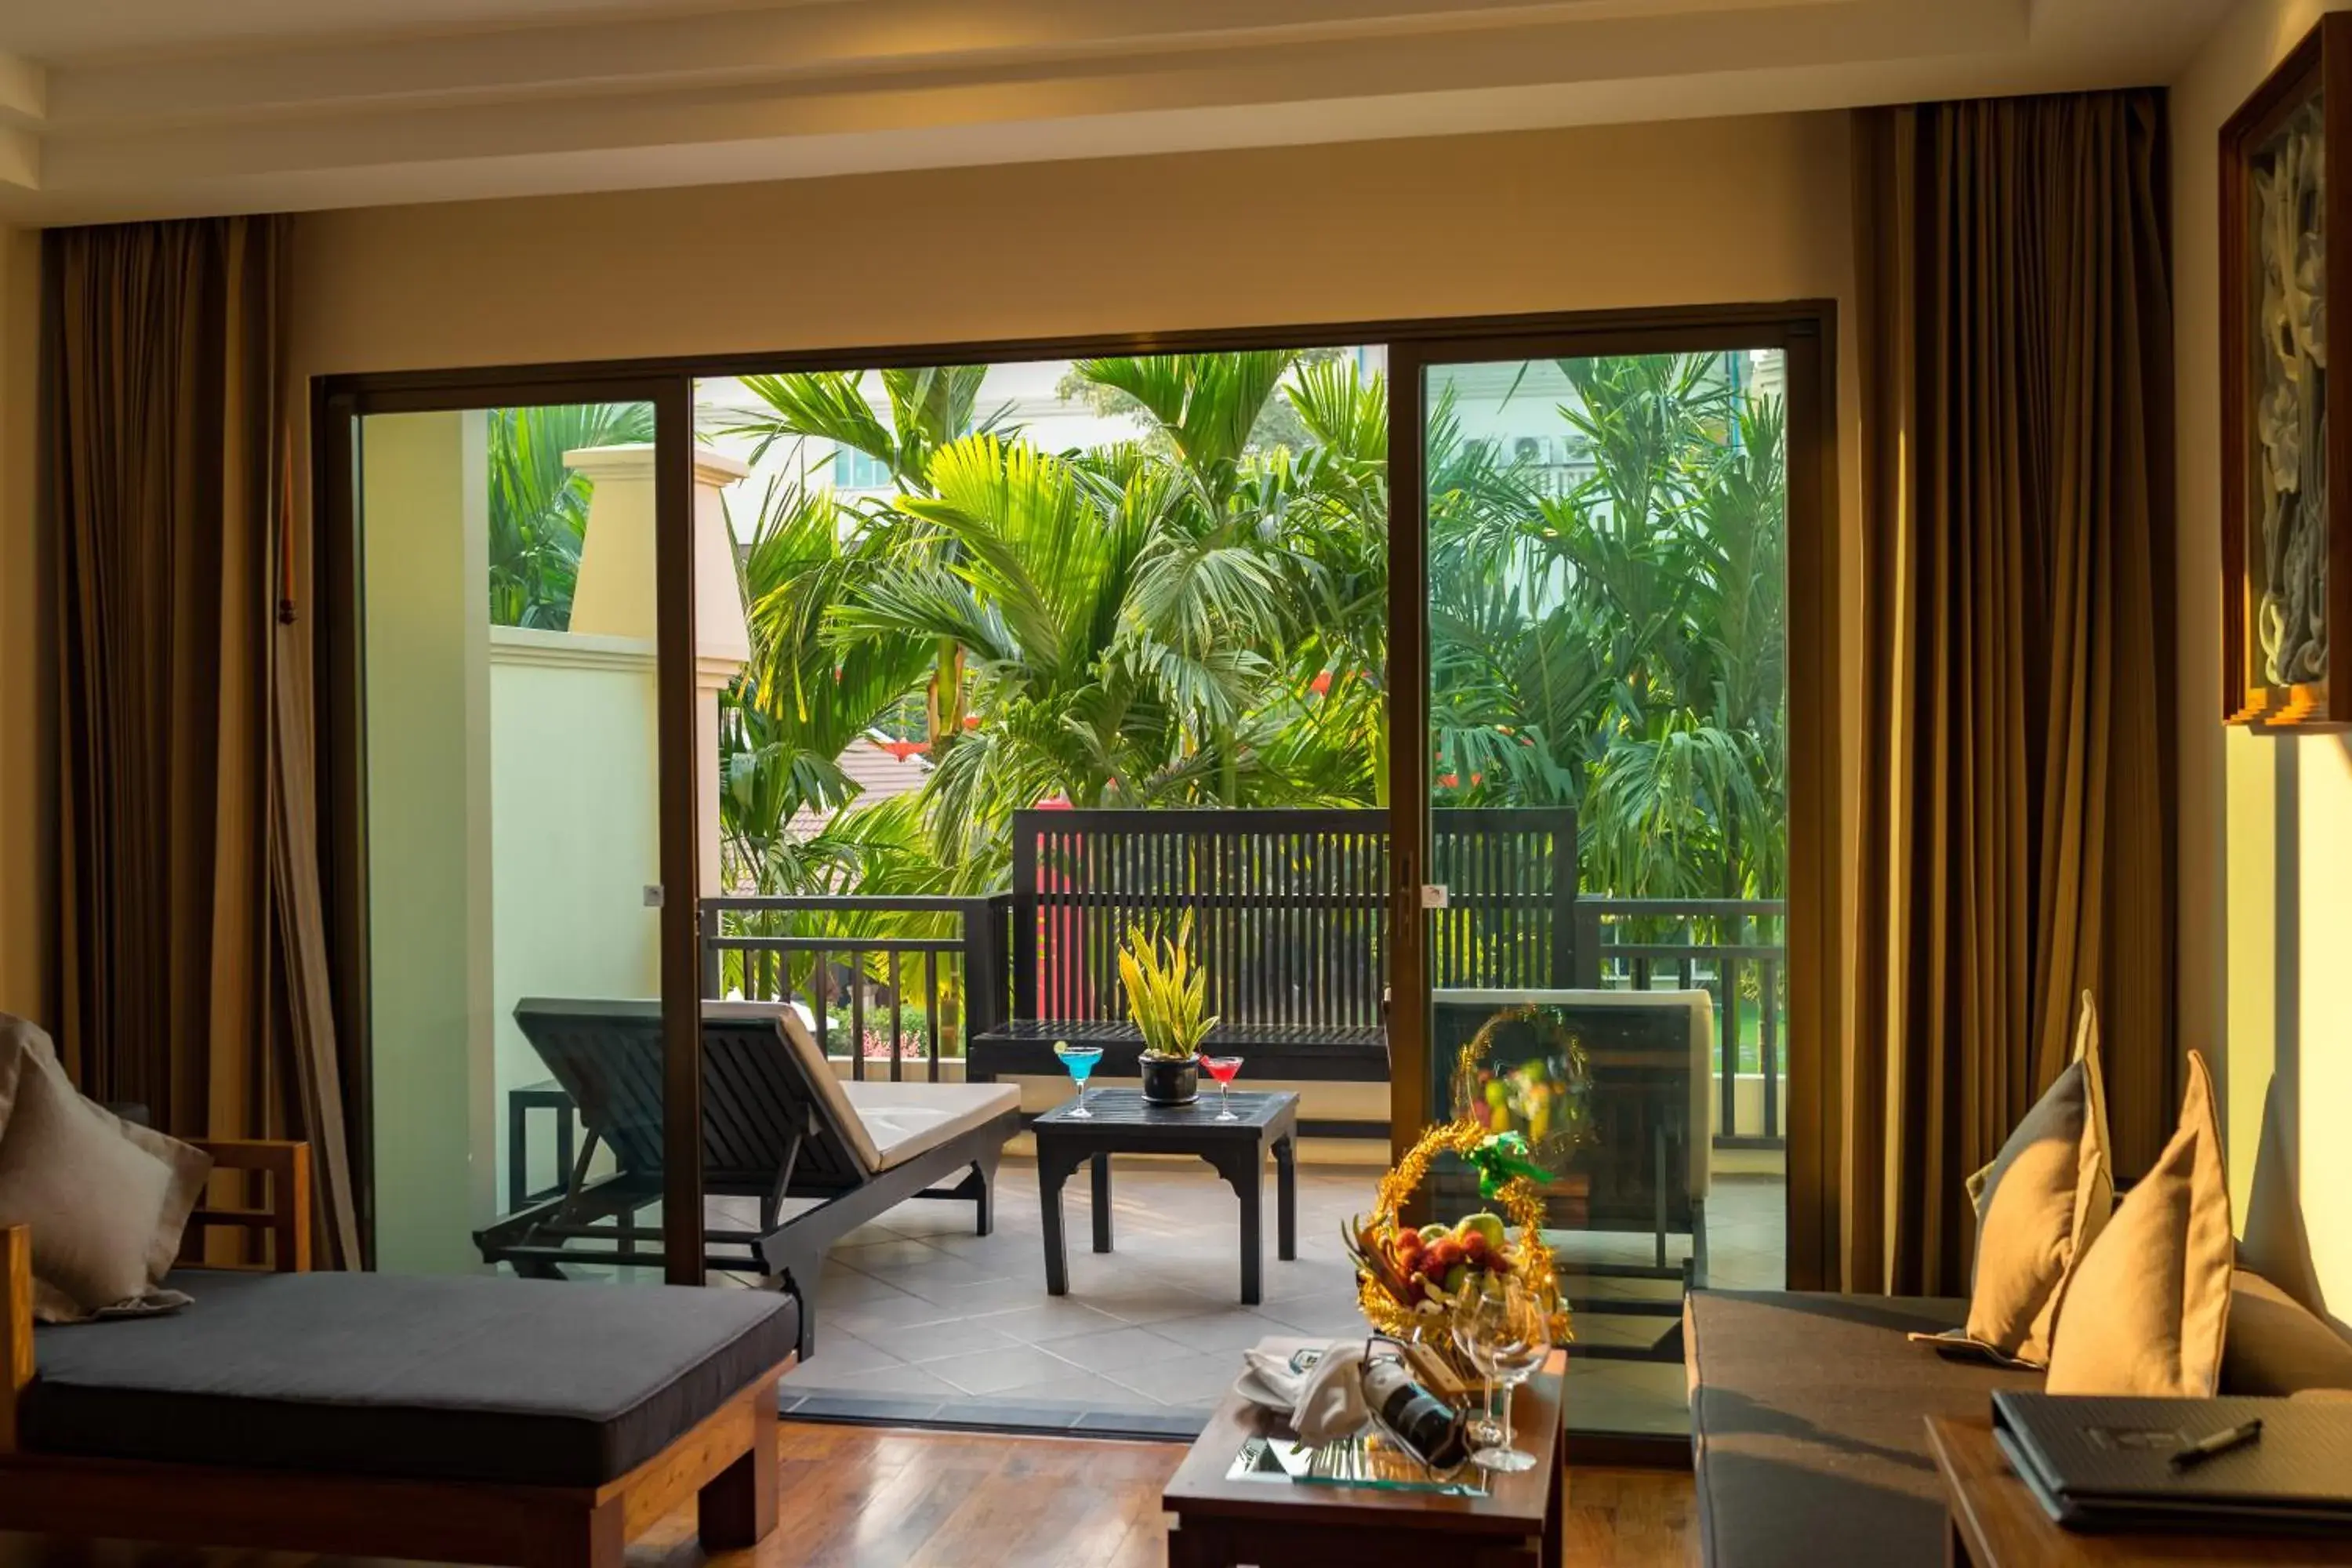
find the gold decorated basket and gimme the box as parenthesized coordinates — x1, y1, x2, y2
(1341, 1118, 1572, 1374)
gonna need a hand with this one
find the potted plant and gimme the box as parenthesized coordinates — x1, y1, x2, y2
(1117, 915, 1215, 1105)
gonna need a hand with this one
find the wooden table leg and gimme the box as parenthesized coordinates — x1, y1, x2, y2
(1038, 1145, 1080, 1296)
(1091, 1152, 1113, 1253)
(1165, 1516, 1221, 1568)
(1232, 1154, 1265, 1305)
(1273, 1134, 1297, 1261)
(1543, 1447, 1563, 1568)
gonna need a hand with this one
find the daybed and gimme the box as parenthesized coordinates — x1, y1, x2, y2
(0, 1140, 799, 1567)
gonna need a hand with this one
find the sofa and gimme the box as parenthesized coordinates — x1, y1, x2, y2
(1685, 1276, 2352, 1568)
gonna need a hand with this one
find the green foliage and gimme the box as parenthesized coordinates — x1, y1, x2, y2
(484, 401, 655, 628)
(495, 355, 1790, 932)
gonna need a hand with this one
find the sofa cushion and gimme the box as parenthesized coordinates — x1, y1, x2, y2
(21, 1269, 798, 1487)
(2222, 1269, 2352, 1396)
(2046, 1050, 2233, 1397)
(1951, 993, 2111, 1367)
(1687, 1290, 2042, 1568)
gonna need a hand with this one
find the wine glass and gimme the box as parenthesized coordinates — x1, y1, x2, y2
(1450, 1284, 1504, 1452)
(1200, 1054, 1244, 1120)
(1463, 1282, 1552, 1473)
(1054, 1040, 1105, 1119)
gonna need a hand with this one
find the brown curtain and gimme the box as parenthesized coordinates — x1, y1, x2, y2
(45, 216, 361, 1267)
(1848, 91, 2177, 1294)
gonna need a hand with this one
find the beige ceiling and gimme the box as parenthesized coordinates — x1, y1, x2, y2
(0, 0, 2236, 225)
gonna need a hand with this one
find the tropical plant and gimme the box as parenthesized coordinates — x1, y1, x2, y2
(1116, 914, 1218, 1060)
(693, 349, 1788, 940)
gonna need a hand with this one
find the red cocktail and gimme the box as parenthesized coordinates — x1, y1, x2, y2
(1200, 1054, 1244, 1120)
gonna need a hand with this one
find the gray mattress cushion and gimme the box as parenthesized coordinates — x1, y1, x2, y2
(22, 1269, 800, 1488)
(1686, 1290, 2042, 1568)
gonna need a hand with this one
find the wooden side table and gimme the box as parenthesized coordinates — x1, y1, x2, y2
(1163, 1343, 1565, 1568)
(1033, 1088, 1298, 1305)
(1928, 1416, 2352, 1566)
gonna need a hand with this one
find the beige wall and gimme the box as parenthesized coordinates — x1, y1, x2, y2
(0, 226, 48, 1028)
(288, 114, 1857, 379)
(2175, 0, 2352, 1322)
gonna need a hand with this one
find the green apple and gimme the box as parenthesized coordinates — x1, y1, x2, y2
(1461, 1213, 1508, 1250)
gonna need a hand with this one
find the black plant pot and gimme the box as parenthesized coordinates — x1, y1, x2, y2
(1139, 1055, 1200, 1106)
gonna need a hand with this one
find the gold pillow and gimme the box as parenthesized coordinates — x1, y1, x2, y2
(1940, 993, 2112, 1367)
(0, 1015, 212, 1321)
(2045, 1050, 2234, 1396)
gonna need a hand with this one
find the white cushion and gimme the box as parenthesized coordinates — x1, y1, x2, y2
(701, 1002, 1016, 1175)
(842, 1081, 1020, 1171)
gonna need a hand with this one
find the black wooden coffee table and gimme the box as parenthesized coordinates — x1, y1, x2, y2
(1032, 1088, 1299, 1305)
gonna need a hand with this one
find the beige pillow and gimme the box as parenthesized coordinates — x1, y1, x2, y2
(0, 1016, 212, 1322)
(2045, 1050, 2234, 1396)
(1930, 993, 2112, 1367)
(2222, 1269, 2352, 1396)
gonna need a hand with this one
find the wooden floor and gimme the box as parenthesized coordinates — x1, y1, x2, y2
(0, 1423, 1697, 1568)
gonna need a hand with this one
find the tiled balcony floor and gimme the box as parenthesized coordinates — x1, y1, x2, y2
(763, 1158, 1785, 1436)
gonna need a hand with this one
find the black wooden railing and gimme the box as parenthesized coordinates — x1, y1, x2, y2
(699, 865, 1784, 1146)
(698, 895, 1007, 1083)
(1575, 897, 1786, 1148)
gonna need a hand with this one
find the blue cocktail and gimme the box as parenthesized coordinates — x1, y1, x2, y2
(1054, 1040, 1105, 1119)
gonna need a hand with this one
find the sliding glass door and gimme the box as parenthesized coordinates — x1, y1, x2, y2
(331, 378, 710, 1285)
(1388, 322, 1828, 1442)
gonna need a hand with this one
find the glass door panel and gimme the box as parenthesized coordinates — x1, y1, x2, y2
(1414, 349, 1791, 1437)
(358, 401, 688, 1283)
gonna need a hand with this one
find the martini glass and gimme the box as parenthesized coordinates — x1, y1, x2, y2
(1055, 1041, 1105, 1119)
(1200, 1054, 1244, 1120)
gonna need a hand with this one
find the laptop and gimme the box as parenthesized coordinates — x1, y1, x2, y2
(1993, 1392, 2352, 1533)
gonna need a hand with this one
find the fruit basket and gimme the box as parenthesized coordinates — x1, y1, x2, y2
(1340, 1119, 1571, 1381)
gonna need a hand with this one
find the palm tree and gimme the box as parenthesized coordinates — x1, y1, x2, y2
(720, 477, 933, 893)
(1423, 353, 1788, 908)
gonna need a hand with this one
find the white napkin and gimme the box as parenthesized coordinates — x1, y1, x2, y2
(1236, 1339, 1373, 1445)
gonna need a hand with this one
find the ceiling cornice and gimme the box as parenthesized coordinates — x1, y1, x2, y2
(0, 0, 2228, 227)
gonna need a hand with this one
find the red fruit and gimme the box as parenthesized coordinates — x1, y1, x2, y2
(1425, 1239, 1466, 1273)
(1461, 1232, 1493, 1264)
(1396, 1228, 1422, 1252)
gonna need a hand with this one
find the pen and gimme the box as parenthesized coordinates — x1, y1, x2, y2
(2170, 1417, 2263, 1469)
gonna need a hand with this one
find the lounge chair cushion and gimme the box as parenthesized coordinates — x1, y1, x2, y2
(22, 1269, 798, 1488)
(842, 1080, 1021, 1171)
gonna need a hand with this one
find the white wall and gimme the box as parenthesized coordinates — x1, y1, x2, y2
(488, 627, 663, 1198)
(2175, 0, 2352, 1323)
(361, 409, 498, 1273)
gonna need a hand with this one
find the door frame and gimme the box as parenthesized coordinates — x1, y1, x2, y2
(1384, 307, 1841, 1291)
(314, 299, 1842, 1292)
(315, 369, 707, 1283)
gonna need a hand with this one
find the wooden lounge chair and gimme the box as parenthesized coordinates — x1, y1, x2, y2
(0, 1141, 797, 1567)
(477, 998, 1020, 1357)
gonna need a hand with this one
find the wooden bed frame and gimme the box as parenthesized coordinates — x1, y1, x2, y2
(0, 1138, 788, 1567)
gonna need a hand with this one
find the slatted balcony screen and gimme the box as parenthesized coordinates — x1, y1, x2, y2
(1009, 808, 1577, 1027)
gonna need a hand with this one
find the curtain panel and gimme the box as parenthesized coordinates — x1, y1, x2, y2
(1848, 91, 2178, 1294)
(44, 216, 361, 1267)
